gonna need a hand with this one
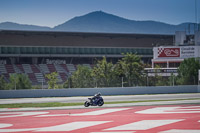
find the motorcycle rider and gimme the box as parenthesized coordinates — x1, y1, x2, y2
(84, 92, 104, 107)
(91, 92, 101, 104)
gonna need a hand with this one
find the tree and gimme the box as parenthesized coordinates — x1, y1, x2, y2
(71, 65, 93, 88)
(177, 58, 200, 85)
(148, 65, 167, 86)
(116, 53, 144, 86)
(92, 57, 119, 87)
(0, 75, 7, 90)
(8, 73, 31, 89)
(45, 72, 59, 89)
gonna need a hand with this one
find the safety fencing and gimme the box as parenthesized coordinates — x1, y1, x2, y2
(0, 85, 199, 98)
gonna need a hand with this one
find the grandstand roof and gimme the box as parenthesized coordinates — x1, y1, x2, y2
(0, 30, 173, 48)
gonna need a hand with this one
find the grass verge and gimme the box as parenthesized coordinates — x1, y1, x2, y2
(0, 98, 199, 108)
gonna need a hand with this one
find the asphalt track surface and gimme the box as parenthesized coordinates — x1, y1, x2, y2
(1, 93, 200, 104)
(0, 104, 200, 133)
(0, 94, 200, 132)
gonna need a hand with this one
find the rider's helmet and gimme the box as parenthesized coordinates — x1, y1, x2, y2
(94, 92, 101, 97)
(97, 92, 101, 96)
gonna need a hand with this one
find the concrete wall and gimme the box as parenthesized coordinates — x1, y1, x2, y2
(198, 85, 200, 93)
(0, 85, 199, 98)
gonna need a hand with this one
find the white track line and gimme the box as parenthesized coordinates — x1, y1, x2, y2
(160, 129, 200, 133)
(35, 121, 111, 131)
(105, 119, 183, 131)
(136, 106, 200, 114)
(35, 108, 130, 117)
(71, 108, 130, 116)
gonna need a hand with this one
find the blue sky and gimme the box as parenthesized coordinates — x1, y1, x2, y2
(0, 0, 199, 27)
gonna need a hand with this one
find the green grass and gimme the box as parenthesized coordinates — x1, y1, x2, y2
(0, 102, 83, 108)
(0, 98, 199, 108)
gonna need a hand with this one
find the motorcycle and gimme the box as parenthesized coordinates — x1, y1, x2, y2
(84, 96, 104, 107)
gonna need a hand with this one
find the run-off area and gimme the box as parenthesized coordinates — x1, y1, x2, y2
(0, 105, 200, 133)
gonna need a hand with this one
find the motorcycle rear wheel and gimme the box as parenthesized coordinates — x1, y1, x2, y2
(84, 101, 90, 107)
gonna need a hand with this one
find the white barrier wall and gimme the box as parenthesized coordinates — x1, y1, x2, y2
(0, 85, 199, 98)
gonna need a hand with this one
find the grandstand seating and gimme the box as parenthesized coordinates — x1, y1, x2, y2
(59, 72, 68, 82)
(60, 64, 69, 72)
(0, 64, 92, 85)
(5, 65, 15, 73)
(0, 64, 7, 73)
(30, 64, 40, 73)
(13, 64, 22, 73)
(22, 64, 33, 73)
(34, 73, 45, 83)
(47, 64, 56, 73)
(39, 64, 50, 74)
(0, 30, 174, 86)
(66, 64, 76, 74)
(16, 64, 24, 73)
(28, 73, 37, 83)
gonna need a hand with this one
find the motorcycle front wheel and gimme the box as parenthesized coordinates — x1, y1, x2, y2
(98, 100, 104, 106)
(84, 101, 90, 107)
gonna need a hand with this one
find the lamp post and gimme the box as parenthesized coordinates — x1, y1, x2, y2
(146, 73, 149, 86)
(122, 77, 124, 88)
(13, 74, 16, 90)
(14, 77, 16, 90)
(42, 79, 43, 89)
(198, 70, 200, 85)
(68, 72, 71, 88)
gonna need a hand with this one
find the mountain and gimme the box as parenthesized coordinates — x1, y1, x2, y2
(0, 22, 51, 31)
(54, 11, 173, 34)
(0, 11, 196, 34)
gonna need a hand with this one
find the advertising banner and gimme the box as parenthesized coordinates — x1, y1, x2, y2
(154, 46, 199, 59)
(180, 46, 196, 58)
(158, 47, 180, 57)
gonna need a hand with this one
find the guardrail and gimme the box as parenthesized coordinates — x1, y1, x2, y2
(0, 85, 199, 98)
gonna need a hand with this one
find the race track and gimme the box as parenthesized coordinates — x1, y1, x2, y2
(0, 104, 200, 133)
(1, 93, 200, 104)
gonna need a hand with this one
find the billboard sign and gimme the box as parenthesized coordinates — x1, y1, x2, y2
(158, 47, 180, 57)
(154, 46, 199, 59)
(180, 46, 196, 58)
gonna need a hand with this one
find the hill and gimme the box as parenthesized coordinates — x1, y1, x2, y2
(0, 22, 51, 31)
(0, 11, 195, 34)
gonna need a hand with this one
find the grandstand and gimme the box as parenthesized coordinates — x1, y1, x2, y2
(0, 30, 173, 85)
